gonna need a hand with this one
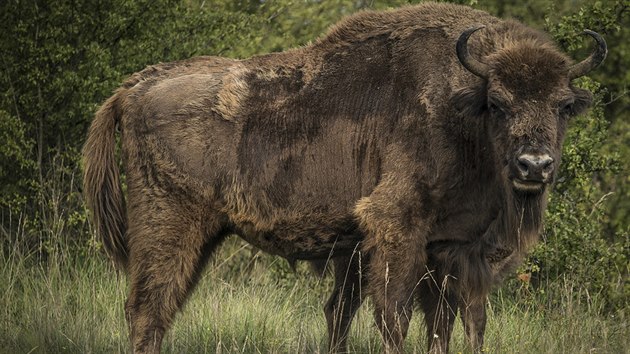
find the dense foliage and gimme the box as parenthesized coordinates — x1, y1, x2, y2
(1, 0, 627, 310)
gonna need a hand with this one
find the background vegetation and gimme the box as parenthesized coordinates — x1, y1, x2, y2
(1, 0, 628, 352)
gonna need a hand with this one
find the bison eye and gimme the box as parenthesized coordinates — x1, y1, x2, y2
(561, 104, 573, 116)
(560, 99, 576, 117)
(488, 102, 503, 116)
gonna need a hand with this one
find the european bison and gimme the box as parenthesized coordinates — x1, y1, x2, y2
(82, 2, 606, 353)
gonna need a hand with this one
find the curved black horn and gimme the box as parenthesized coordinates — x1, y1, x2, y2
(568, 30, 607, 79)
(456, 26, 490, 79)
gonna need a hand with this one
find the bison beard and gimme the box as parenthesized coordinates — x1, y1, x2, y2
(82, 2, 605, 354)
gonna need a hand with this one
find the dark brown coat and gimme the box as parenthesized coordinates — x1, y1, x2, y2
(82, 3, 605, 353)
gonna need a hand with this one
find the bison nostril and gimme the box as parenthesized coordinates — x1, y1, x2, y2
(516, 158, 530, 176)
(541, 158, 554, 172)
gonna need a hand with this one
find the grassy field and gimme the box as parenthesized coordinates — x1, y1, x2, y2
(1, 239, 627, 354)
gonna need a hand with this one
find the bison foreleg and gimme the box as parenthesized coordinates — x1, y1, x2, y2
(418, 273, 458, 354)
(367, 243, 426, 353)
(459, 297, 487, 353)
(355, 176, 433, 352)
(325, 251, 367, 353)
(368, 246, 419, 353)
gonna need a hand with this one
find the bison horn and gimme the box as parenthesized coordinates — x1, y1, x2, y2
(456, 26, 490, 79)
(568, 30, 607, 79)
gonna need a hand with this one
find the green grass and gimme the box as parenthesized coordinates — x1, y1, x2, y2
(1, 239, 627, 354)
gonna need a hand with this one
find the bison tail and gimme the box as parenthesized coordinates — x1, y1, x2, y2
(82, 93, 128, 270)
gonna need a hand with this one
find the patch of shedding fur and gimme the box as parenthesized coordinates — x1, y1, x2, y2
(213, 65, 250, 122)
(254, 69, 281, 81)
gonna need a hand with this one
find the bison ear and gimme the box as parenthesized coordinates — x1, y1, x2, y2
(570, 87, 593, 117)
(450, 86, 487, 117)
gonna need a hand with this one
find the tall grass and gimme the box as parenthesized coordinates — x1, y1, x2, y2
(1, 233, 627, 354)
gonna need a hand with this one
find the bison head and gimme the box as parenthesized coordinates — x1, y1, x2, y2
(455, 26, 606, 195)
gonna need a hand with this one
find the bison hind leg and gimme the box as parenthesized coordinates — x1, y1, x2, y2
(325, 252, 367, 353)
(124, 199, 228, 354)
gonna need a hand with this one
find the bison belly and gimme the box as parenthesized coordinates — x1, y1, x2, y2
(233, 213, 363, 260)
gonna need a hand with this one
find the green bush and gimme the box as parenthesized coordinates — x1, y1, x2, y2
(526, 2, 628, 310)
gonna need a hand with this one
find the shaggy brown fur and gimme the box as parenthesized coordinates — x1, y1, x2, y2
(82, 3, 605, 353)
